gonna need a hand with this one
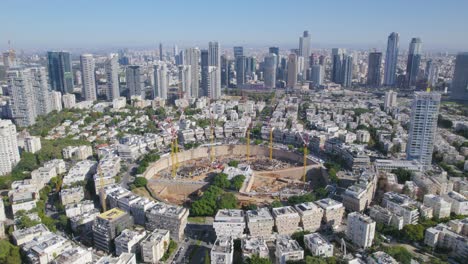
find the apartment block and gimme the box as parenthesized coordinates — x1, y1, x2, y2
(213, 209, 246, 238)
(241, 237, 269, 260)
(304, 232, 333, 258)
(272, 206, 301, 235)
(145, 203, 189, 241)
(60, 187, 84, 205)
(141, 229, 170, 264)
(115, 228, 147, 256)
(246, 208, 274, 239)
(211, 236, 234, 264)
(444, 191, 468, 215)
(346, 212, 376, 249)
(294, 202, 323, 232)
(423, 194, 452, 219)
(276, 235, 304, 264)
(92, 208, 134, 253)
(315, 198, 345, 230)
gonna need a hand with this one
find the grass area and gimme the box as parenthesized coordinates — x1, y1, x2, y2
(188, 216, 206, 224)
(131, 187, 154, 201)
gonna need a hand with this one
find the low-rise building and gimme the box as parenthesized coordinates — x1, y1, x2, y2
(60, 186, 84, 205)
(294, 202, 323, 232)
(115, 228, 147, 256)
(424, 223, 468, 259)
(346, 212, 376, 249)
(241, 237, 269, 260)
(275, 235, 304, 264)
(423, 194, 452, 219)
(304, 233, 333, 258)
(12, 224, 50, 246)
(382, 192, 419, 225)
(95, 253, 136, 264)
(211, 236, 234, 264)
(62, 145, 93, 160)
(213, 209, 246, 239)
(443, 191, 468, 215)
(246, 208, 274, 239)
(315, 198, 344, 230)
(272, 206, 301, 235)
(368, 205, 403, 230)
(24, 135, 42, 153)
(140, 229, 170, 264)
(367, 251, 398, 264)
(55, 247, 93, 264)
(22, 233, 72, 264)
(63, 160, 97, 186)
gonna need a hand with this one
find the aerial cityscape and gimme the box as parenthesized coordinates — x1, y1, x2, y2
(1, 1, 468, 264)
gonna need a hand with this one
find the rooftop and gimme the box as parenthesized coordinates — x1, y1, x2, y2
(98, 208, 126, 221)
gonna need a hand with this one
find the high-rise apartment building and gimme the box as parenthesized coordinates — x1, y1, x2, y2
(263, 53, 277, 89)
(367, 52, 382, 87)
(0, 119, 20, 176)
(208, 41, 221, 97)
(159, 43, 163, 61)
(178, 65, 191, 98)
(406, 38, 422, 88)
(450, 52, 468, 101)
(299, 31, 311, 78)
(310, 65, 324, 87)
(105, 54, 120, 101)
(236, 55, 247, 87)
(407, 92, 441, 169)
(6, 68, 37, 127)
(233, 46, 244, 58)
(47, 51, 74, 94)
(331, 48, 345, 84)
(184, 48, 200, 98)
(92, 208, 134, 253)
(153, 64, 168, 99)
(383, 32, 399, 86)
(30, 67, 52, 116)
(384, 90, 398, 111)
(287, 54, 298, 88)
(80, 54, 97, 101)
(342, 55, 353, 87)
(126, 65, 145, 99)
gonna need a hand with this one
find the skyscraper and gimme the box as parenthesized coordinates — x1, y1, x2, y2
(383, 32, 399, 86)
(208, 42, 221, 98)
(30, 67, 52, 116)
(264, 53, 277, 89)
(221, 55, 230, 87)
(80, 54, 97, 101)
(201, 49, 210, 97)
(47, 51, 74, 94)
(153, 64, 168, 99)
(159, 43, 164, 61)
(406, 38, 422, 88)
(331, 48, 345, 84)
(367, 52, 382, 87)
(407, 92, 440, 169)
(0, 119, 20, 176)
(178, 65, 191, 98)
(126, 65, 145, 99)
(342, 55, 353, 88)
(299, 30, 311, 78)
(2, 50, 17, 69)
(6, 68, 37, 127)
(287, 53, 298, 88)
(105, 53, 120, 101)
(310, 65, 324, 87)
(233, 46, 244, 58)
(450, 52, 468, 101)
(235, 55, 246, 87)
(184, 48, 201, 98)
(269, 47, 279, 56)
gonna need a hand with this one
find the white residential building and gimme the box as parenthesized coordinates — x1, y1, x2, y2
(294, 202, 323, 232)
(213, 209, 246, 239)
(272, 206, 301, 235)
(304, 233, 334, 258)
(0, 119, 20, 175)
(80, 54, 97, 101)
(62, 93, 76, 109)
(443, 191, 468, 215)
(315, 198, 345, 230)
(140, 229, 170, 264)
(211, 236, 233, 264)
(23, 135, 41, 153)
(275, 235, 304, 264)
(115, 228, 147, 256)
(246, 208, 274, 239)
(346, 212, 376, 249)
(241, 237, 269, 259)
(423, 194, 452, 219)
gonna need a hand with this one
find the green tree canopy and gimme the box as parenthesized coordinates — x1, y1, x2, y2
(133, 177, 148, 188)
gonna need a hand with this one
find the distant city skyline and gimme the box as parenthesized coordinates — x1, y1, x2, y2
(1, 0, 468, 52)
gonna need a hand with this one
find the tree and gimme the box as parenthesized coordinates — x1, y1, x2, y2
(213, 173, 231, 189)
(288, 193, 315, 205)
(230, 175, 246, 191)
(228, 160, 239, 167)
(217, 193, 237, 209)
(270, 200, 283, 208)
(384, 246, 413, 264)
(0, 240, 21, 264)
(392, 168, 413, 184)
(402, 224, 424, 242)
(133, 177, 148, 188)
(246, 255, 272, 264)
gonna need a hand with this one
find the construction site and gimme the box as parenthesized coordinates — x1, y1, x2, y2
(143, 144, 325, 206)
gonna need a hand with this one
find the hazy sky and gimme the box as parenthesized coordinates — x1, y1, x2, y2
(1, 0, 468, 51)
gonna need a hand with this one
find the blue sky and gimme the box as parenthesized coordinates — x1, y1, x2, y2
(1, 0, 467, 51)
